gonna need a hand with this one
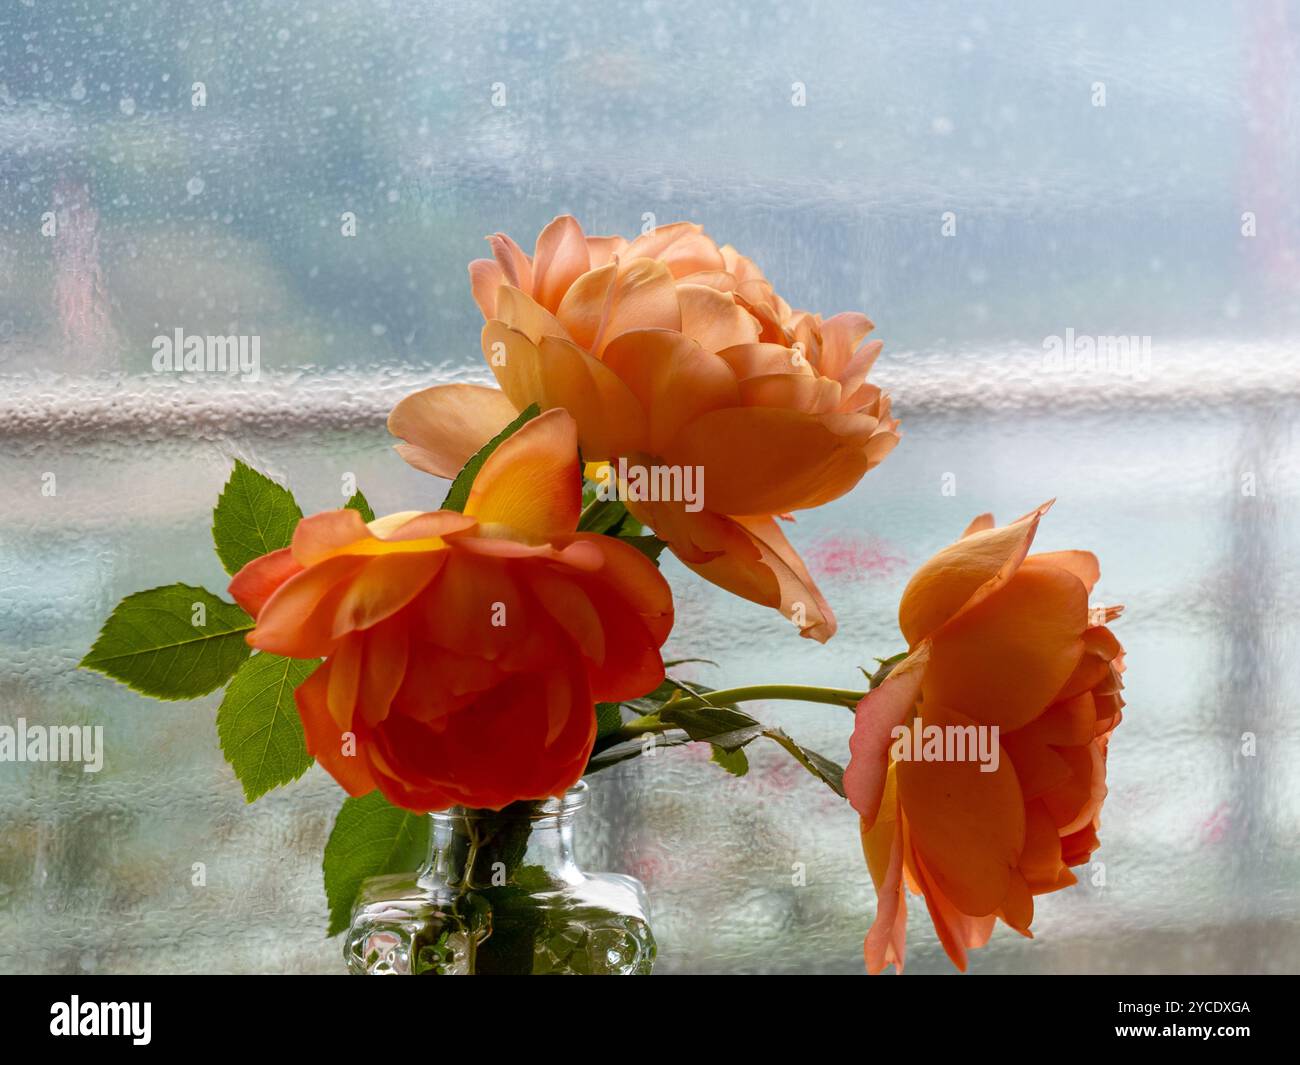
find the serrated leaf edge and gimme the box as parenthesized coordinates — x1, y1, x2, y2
(217, 653, 318, 802)
(79, 583, 254, 702)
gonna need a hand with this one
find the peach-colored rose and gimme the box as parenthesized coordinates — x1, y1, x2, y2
(228, 410, 673, 812)
(843, 503, 1125, 972)
(389, 216, 898, 642)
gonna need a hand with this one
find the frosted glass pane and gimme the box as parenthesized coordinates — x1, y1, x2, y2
(1, 0, 1297, 974)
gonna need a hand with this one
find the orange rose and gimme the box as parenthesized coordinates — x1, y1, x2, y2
(843, 503, 1125, 972)
(389, 216, 898, 641)
(227, 409, 673, 812)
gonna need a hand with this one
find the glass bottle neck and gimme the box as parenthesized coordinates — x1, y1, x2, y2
(418, 788, 587, 891)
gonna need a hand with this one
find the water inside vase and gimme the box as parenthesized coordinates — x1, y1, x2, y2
(345, 783, 656, 975)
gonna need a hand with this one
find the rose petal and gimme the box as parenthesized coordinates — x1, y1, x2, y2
(861, 767, 909, 975)
(923, 565, 1088, 731)
(464, 408, 582, 542)
(675, 283, 761, 352)
(898, 502, 1053, 647)
(555, 258, 681, 355)
(295, 661, 379, 796)
(531, 216, 591, 312)
(469, 258, 506, 319)
(1022, 550, 1101, 594)
(388, 383, 521, 480)
(482, 322, 647, 461)
(843, 644, 930, 827)
(670, 405, 878, 515)
(601, 329, 740, 457)
(229, 547, 302, 618)
(623, 501, 834, 641)
(897, 704, 1026, 917)
(621, 221, 725, 277)
(330, 551, 447, 638)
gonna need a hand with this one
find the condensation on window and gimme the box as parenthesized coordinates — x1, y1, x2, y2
(0, 0, 1297, 973)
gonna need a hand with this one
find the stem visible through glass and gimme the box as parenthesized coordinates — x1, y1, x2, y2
(443, 803, 544, 975)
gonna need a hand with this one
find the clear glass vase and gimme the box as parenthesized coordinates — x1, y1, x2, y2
(344, 782, 655, 974)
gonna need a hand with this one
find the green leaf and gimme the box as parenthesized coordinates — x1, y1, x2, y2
(867, 651, 909, 690)
(80, 584, 253, 700)
(675, 706, 846, 794)
(440, 403, 540, 513)
(588, 676, 725, 749)
(577, 496, 631, 535)
(584, 678, 846, 795)
(594, 701, 624, 740)
(344, 490, 376, 523)
(620, 535, 668, 564)
(658, 701, 845, 794)
(212, 460, 303, 575)
(660, 702, 765, 751)
(216, 652, 319, 801)
(710, 745, 749, 777)
(763, 728, 846, 796)
(585, 675, 699, 773)
(323, 792, 430, 936)
(583, 731, 694, 774)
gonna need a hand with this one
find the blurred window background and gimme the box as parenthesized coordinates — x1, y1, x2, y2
(0, 0, 1297, 973)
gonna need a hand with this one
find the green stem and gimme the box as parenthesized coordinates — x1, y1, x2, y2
(668, 683, 866, 713)
(614, 684, 866, 742)
(448, 806, 542, 975)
